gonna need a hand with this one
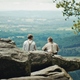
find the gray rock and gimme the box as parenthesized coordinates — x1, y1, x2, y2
(31, 65, 73, 80)
(8, 65, 73, 80)
(28, 51, 80, 72)
(0, 38, 31, 79)
(0, 38, 16, 47)
(28, 51, 52, 72)
(8, 76, 52, 80)
(52, 55, 80, 72)
(1, 38, 80, 80)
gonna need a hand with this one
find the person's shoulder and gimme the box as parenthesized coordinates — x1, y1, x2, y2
(32, 41, 36, 44)
(24, 40, 28, 44)
(45, 43, 49, 46)
(53, 42, 58, 45)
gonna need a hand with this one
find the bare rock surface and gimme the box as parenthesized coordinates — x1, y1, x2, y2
(8, 76, 52, 80)
(52, 55, 80, 71)
(0, 38, 31, 79)
(8, 65, 73, 80)
(0, 38, 80, 80)
(31, 65, 73, 80)
(28, 51, 80, 72)
(28, 50, 52, 72)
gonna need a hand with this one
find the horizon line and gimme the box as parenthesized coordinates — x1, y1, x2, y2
(0, 10, 62, 12)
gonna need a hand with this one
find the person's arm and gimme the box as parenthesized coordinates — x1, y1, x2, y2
(23, 42, 26, 51)
(23, 43, 25, 50)
(42, 44, 47, 51)
(34, 44, 37, 50)
(34, 42, 37, 50)
(56, 44, 59, 51)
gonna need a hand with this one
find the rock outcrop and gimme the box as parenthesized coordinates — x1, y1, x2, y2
(31, 65, 72, 80)
(0, 38, 31, 79)
(28, 51, 80, 72)
(28, 51, 52, 72)
(52, 55, 80, 72)
(0, 38, 80, 80)
(8, 76, 52, 80)
(8, 65, 73, 80)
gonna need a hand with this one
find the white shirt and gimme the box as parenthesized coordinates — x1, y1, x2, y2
(23, 39, 36, 52)
(42, 42, 59, 53)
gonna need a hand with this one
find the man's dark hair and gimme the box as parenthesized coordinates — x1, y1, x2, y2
(48, 37, 53, 42)
(27, 34, 33, 39)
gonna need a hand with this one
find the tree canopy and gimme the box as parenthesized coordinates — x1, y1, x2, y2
(53, 0, 80, 34)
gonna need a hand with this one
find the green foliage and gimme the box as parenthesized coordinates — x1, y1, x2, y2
(53, 0, 80, 33)
(72, 19, 80, 34)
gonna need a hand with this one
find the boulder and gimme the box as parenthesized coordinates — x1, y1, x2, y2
(0, 38, 31, 79)
(8, 76, 52, 80)
(0, 38, 80, 80)
(28, 51, 52, 72)
(31, 65, 73, 80)
(8, 65, 73, 80)
(28, 51, 80, 72)
(52, 55, 80, 72)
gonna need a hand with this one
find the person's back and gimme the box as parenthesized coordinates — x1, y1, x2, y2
(23, 34, 36, 52)
(42, 37, 59, 55)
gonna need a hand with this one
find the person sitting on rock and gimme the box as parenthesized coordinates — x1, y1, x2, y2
(23, 34, 37, 52)
(42, 37, 59, 55)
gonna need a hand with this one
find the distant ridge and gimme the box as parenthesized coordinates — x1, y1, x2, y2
(0, 10, 62, 18)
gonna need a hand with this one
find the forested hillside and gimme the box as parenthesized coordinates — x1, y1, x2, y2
(58, 35, 80, 56)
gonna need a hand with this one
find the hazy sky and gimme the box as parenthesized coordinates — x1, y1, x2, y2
(0, 0, 60, 11)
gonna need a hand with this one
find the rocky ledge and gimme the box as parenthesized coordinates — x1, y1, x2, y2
(0, 38, 80, 80)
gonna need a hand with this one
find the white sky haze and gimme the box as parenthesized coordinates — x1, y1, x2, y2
(0, 0, 59, 11)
